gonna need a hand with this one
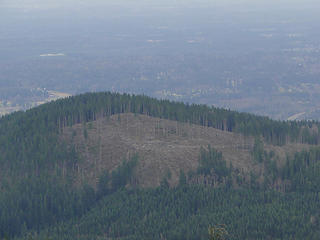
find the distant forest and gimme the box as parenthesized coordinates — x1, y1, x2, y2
(0, 92, 320, 239)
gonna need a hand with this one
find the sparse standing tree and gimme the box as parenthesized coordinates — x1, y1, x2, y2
(208, 225, 228, 240)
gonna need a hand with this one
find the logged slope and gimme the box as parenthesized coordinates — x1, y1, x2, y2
(62, 113, 309, 188)
(0, 91, 320, 239)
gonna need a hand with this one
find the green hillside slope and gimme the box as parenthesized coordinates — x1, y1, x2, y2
(19, 186, 320, 240)
(0, 92, 320, 239)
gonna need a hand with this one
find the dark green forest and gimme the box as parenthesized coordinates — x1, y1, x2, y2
(0, 92, 320, 239)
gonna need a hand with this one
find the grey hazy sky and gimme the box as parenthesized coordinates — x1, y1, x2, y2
(1, 0, 319, 22)
(1, 0, 319, 10)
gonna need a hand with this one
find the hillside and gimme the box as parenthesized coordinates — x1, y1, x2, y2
(0, 92, 320, 239)
(62, 113, 309, 188)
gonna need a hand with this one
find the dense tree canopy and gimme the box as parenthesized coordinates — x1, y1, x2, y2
(0, 92, 319, 239)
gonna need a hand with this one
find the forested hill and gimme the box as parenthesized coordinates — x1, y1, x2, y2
(1, 91, 319, 147)
(1, 92, 320, 240)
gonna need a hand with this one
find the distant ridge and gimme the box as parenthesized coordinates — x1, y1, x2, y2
(1, 91, 320, 239)
(2, 91, 319, 147)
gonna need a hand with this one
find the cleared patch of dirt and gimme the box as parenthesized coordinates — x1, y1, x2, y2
(61, 113, 310, 188)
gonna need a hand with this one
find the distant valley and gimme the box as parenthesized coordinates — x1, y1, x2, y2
(0, 88, 70, 116)
(1, 0, 320, 120)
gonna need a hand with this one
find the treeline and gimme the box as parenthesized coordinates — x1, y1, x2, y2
(0, 176, 95, 238)
(193, 145, 320, 194)
(1, 92, 320, 239)
(197, 145, 231, 178)
(1, 92, 319, 148)
(0, 154, 138, 238)
(14, 147, 320, 240)
(2, 144, 320, 239)
(16, 186, 320, 240)
(250, 140, 320, 193)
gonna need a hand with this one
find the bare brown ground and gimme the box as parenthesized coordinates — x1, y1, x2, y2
(61, 113, 310, 188)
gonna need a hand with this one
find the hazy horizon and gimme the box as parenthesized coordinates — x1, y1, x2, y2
(1, 0, 320, 120)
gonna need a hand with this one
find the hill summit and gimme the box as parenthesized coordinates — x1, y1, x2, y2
(1, 92, 320, 239)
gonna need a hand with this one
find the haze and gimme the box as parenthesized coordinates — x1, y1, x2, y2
(1, 0, 320, 120)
